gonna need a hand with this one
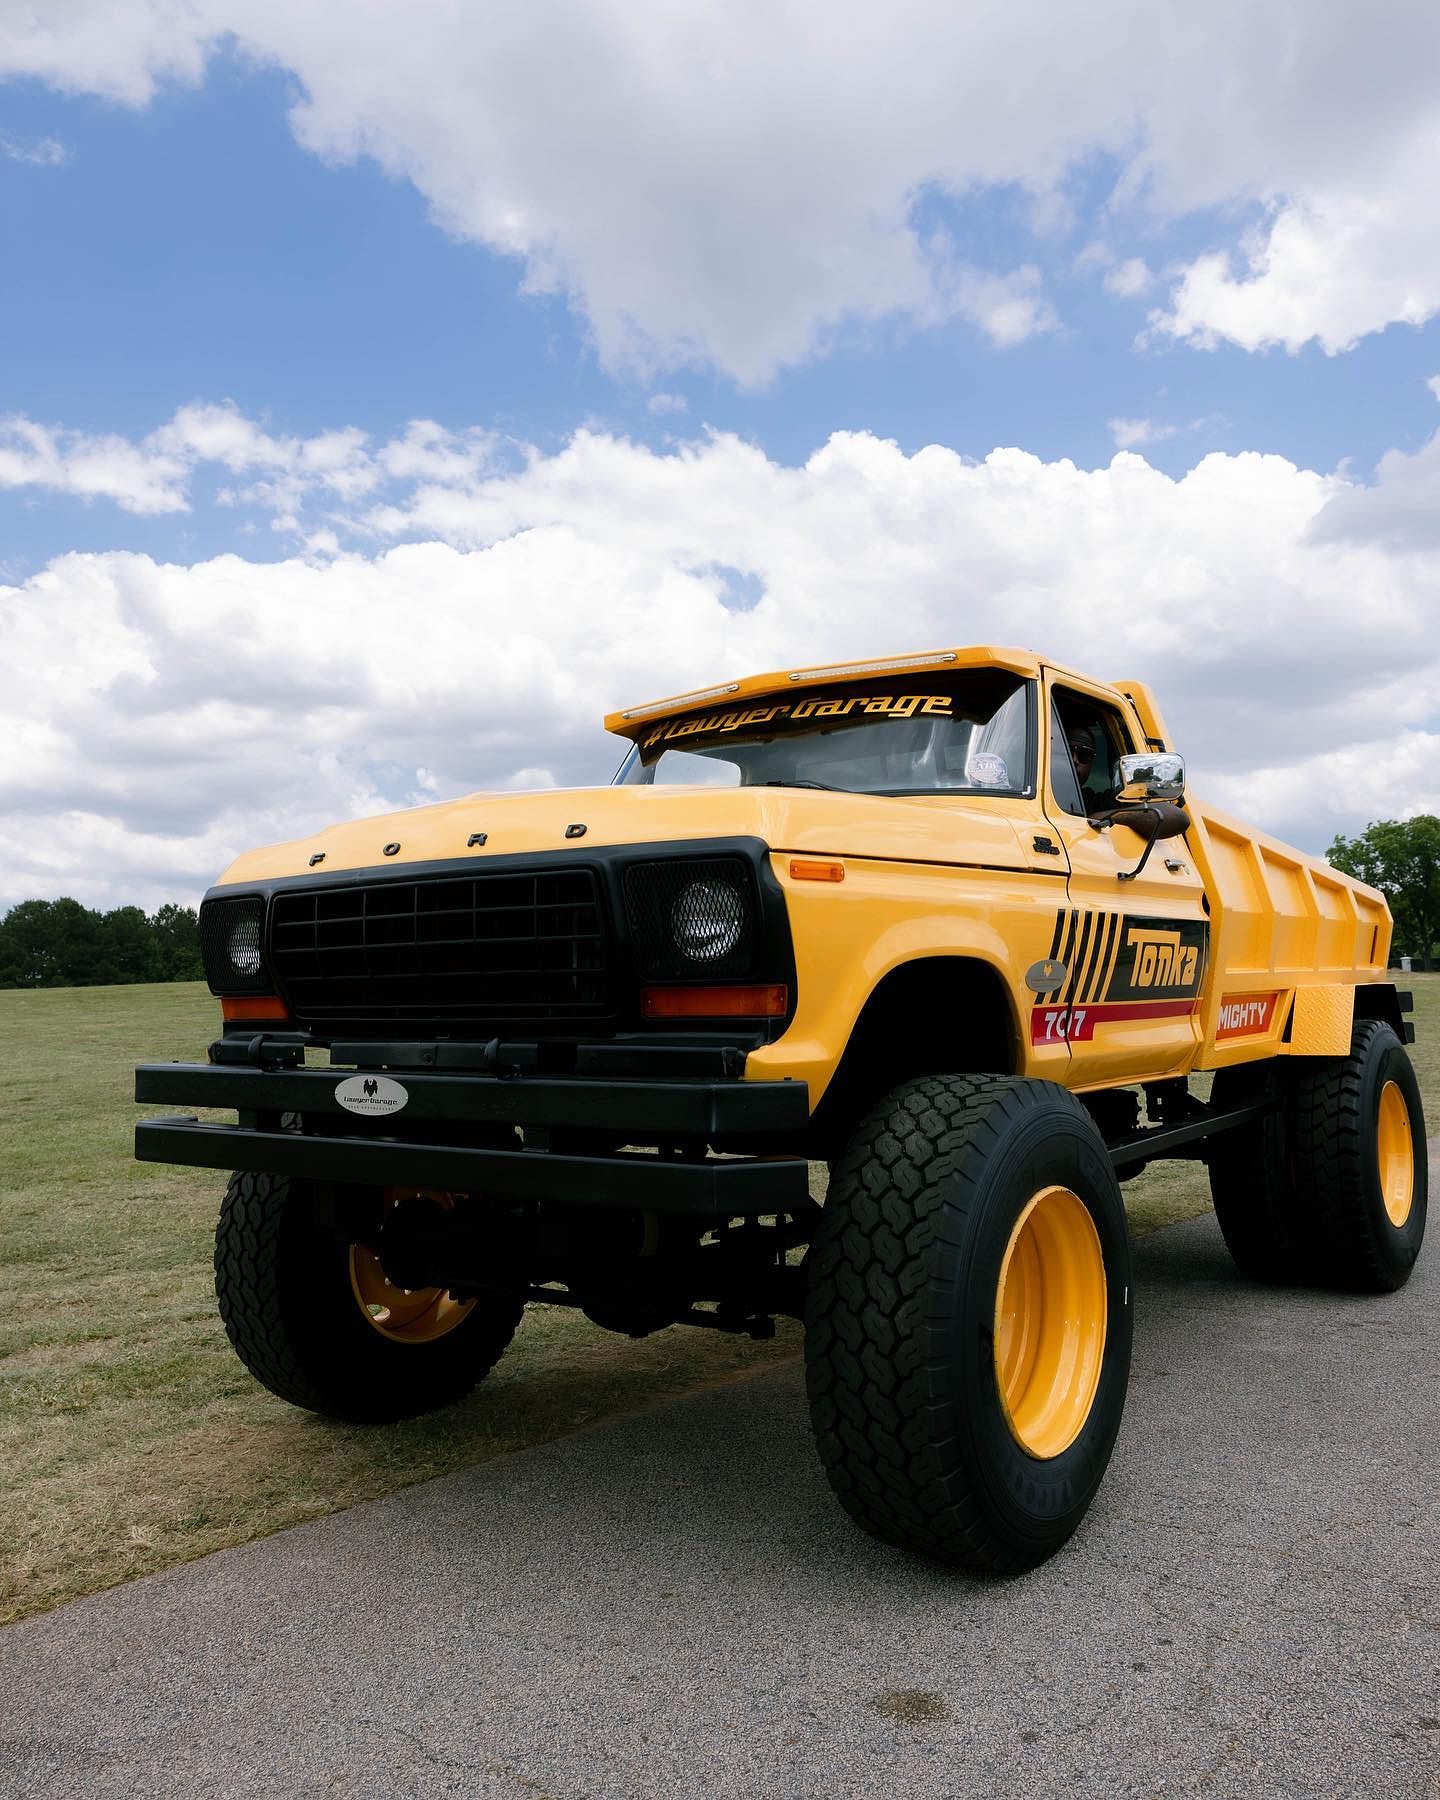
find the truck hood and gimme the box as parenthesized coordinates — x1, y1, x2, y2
(215, 784, 1041, 885)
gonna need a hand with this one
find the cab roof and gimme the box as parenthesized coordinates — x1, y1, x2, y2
(604, 645, 1056, 740)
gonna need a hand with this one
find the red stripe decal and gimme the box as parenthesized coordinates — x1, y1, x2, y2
(1031, 998, 1196, 1044)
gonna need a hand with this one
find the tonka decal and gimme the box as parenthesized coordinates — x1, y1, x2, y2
(1033, 905, 1208, 1041)
(1037, 907, 1208, 1006)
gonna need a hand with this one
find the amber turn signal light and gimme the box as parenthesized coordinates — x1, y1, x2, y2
(790, 859, 845, 882)
(641, 984, 788, 1019)
(221, 995, 292, 1024)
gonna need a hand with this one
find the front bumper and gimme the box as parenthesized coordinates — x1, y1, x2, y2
(134, 1062, 812, 1220)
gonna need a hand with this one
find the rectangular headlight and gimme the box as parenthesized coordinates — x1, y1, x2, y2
(198, 896, 272, 995)
(623, 857, 758, 979)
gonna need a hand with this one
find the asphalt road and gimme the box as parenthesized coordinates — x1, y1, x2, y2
(3, 1149, 1438, 1800)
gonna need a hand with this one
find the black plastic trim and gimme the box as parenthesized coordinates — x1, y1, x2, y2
(134, 1118, 809, 1218)
(136, 1062, 809, 1137)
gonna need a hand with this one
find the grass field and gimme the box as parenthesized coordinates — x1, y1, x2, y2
(2, 975, 1436, 1626)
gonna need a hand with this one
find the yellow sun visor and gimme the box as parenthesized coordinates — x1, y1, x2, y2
(604, 644, 1040, 740)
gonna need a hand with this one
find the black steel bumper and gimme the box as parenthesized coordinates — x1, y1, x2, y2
(134, 1062, 812, 1219)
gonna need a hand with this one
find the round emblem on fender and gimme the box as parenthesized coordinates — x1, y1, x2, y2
(335, 1074, 409, 1117)
(1024, 959, 1068, 993)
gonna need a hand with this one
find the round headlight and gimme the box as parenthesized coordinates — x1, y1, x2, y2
(227, 913, 263, 979)
(670, 878, 745, 963)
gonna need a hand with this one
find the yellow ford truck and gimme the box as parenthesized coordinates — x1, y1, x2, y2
(135, 646, 1425, 1572)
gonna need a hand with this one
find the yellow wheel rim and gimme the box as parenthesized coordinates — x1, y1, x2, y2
(348, 1190, 477, 1344)
(994, 1185, 1107, 1460)
(1376, 1080, 1415, 1228)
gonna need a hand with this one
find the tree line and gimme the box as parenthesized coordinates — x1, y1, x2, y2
(0, 898, 203, 989)
(1328, 815, 1440, 968)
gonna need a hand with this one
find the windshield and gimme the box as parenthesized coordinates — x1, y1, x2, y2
(614, 671, 1034, 797)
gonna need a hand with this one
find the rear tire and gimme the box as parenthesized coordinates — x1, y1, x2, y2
(1207, 1060, 1312, 1283)
(215, 1170, 524, 1421)
(1292, 1020, 1427, 1292)
(804, 1074, 1132, 1574)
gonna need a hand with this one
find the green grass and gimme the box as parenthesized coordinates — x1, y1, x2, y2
(2, 975, 1435, 1626)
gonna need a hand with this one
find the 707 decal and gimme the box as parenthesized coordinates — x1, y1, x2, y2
(1033, 1005, 1094, 1043)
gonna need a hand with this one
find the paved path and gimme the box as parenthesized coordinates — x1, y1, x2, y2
(3, 1150, 1438, 1799)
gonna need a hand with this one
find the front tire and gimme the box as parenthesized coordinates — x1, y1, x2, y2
(804, 1074, 1132, 1574)
(214, 1171, 524, 1421)
(1292, 1020, 1427, 1291)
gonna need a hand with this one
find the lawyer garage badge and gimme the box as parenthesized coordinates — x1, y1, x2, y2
(334, 1075, 410, 1118)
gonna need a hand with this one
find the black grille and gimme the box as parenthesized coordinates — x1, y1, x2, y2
(269, 869, 609, 1027)
(623, 857, 756, 978)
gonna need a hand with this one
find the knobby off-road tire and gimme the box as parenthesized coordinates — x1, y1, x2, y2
(1292, 1019, 1427, 1292)
(1207, 1061, 1312, 1283)
(215, 1171, 524, 1422)
(805, 1074, 1132, 1574)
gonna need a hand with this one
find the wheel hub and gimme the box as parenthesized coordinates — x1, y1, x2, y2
(1376, 1079, 1415, 1228)
(349, 1189, 478, 1344)
(994, 1184, 1107, 1460)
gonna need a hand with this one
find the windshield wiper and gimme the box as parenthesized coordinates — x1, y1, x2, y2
(758, 778, 849, 792)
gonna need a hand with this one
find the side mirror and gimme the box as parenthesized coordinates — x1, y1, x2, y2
(1094, 798, 1192, 881)
(1117, 751, 1185, 803)
(1113, 799, 1190, 844)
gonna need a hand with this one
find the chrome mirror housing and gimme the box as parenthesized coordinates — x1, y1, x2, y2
(1117, 752, 1185, 803)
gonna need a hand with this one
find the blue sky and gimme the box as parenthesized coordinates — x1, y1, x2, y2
(6, 46, 1439, 576)
(2, 4, 1439, 905)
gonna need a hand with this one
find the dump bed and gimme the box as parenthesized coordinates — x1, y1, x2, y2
(1185, 800, 1393, 1067)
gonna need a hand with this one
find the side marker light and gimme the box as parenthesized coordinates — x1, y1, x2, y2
(221, 996, 291, 1023)
(790, 859, 845, 882)
(641, 984, 788, 1019)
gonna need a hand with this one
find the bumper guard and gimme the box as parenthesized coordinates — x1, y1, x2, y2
(134, 1062, 812, 1219)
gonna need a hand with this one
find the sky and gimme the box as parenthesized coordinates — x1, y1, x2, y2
(2, 0, 1439, 911)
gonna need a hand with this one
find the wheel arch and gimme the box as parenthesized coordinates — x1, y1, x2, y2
(807, 953, 1020, 1160)
(1353, 980, 1412, 1040)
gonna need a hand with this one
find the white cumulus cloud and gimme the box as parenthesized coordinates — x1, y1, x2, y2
(1108, 418, 1177, 451)
(4, 421, 1440, 910)
(1305, 371, 1440, 551)
(1103, 258, 1153, 299)
(0, 131, 70, 165)
(0, 416, 188, 514)
(5, 1, 1440, 379)
(1153, 136, 1440, 354)
(0, 403, 499, 531)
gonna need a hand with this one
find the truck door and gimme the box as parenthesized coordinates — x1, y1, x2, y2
(1036, 672, 1209, 1088)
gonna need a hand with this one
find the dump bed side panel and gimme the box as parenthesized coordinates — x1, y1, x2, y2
(1183, 802, 1392, 1068)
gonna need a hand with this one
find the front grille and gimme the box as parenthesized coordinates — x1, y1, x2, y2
(269, 869, 609, 1028)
